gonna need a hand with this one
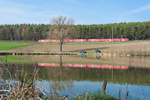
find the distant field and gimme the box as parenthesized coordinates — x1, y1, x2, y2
(1, 40, 150, 54)
(5, 40, 141, 52)
(42, 41, 129, 45)
(0, 41, 36, 50)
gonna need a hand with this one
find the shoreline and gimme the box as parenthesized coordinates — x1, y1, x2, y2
(0, 51, 79, 56)
(1, 50, 150, 56)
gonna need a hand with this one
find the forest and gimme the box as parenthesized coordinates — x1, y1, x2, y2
(0, 21, 150, 41)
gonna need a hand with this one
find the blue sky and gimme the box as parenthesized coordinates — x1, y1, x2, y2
(0, 0, 150, 25)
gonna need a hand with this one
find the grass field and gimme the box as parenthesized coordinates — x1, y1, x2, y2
(0, 41, 36, 50)
(1, 40, 150, 56)
(8, 41, 130, 52)
(0, 56, 35, 63)
(9, 40, 150, 51)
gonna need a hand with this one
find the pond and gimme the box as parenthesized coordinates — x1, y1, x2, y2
(0, 55, 150, 100)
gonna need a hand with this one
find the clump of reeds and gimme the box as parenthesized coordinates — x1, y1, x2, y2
(7, 68, 42, 100)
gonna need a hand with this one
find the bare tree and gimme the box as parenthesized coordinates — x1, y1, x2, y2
(49, 16, 74, 52)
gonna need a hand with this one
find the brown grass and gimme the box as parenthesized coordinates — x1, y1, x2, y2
(4, 40, 150, 53)
(7, 69, 40, 100)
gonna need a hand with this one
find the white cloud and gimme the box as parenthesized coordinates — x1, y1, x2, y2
(129, 3, 150, 14)
(115, 3, 150, 23)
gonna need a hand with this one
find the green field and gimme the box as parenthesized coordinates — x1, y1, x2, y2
(0, 56, 35, 63)
(0, 41, 36, 50)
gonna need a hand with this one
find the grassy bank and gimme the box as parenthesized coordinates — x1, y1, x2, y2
(47, 93, 116, 100)
(73, 92, 116, 100)
(0, 41, 36, 50)
(0, 56, 34, 63)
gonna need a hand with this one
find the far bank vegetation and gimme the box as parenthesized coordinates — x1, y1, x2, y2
(0, 21, 150, 41)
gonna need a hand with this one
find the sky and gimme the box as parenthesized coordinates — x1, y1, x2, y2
(0, 0, 150, 25)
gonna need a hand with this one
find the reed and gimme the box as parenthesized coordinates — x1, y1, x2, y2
(7, 68, 41, 100)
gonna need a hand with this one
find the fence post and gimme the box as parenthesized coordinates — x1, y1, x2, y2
(102, 80, 107, 96)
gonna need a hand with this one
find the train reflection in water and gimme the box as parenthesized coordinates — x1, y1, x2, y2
(38, 63, 128, 70)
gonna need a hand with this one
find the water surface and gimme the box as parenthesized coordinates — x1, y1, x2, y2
(0, 55, 150, 100)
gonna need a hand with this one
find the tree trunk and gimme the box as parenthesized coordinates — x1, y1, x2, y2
(60, 41, 63, 52)
(102, 80, 107, 96)
(59, 56, 63, 67)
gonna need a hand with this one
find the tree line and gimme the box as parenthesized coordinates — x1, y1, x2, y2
(0, 21, 150, 41)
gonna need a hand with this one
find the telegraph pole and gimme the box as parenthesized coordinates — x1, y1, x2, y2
(112, 26, 114, 42)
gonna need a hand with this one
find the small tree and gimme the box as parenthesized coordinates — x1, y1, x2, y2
(49, 16, 74, 52)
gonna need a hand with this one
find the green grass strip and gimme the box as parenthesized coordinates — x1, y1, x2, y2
(0, 56, 35, 63)
(0, 41, 36, 50)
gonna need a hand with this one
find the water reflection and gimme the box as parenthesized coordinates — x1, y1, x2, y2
(4, 55, 150, 68)
(38, 63, 128, 69)
(80, 55, 87, 58)
(0, 55, 150, 100)
(95, 55, 101, 60)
